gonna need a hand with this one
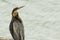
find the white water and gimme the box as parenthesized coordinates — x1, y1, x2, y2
(0, 0, 60, 40)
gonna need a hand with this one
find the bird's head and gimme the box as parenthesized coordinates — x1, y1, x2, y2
(12, 11, 18, 17)
(12, 6, 24, 17)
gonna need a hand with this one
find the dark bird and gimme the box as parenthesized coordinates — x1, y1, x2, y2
(9, 6, 24, 40)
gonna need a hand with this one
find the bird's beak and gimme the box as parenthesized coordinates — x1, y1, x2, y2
(12, 6, 24, 12)
(17, 6, 24, 10)
(19, 6, 24, 9)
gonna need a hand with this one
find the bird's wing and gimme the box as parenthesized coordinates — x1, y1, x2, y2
(9, 21, 14, 38)
(13, 21, 24, 40)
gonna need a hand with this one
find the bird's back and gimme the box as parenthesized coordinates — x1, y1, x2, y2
(9, 19, 24, 40)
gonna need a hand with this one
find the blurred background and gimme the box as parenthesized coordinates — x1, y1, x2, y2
(0, 0, 60, 40)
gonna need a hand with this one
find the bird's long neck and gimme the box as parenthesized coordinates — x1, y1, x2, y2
(12, 15, 19, 21)
(12, 16, 22, 23)
(11, 7, 23, 23)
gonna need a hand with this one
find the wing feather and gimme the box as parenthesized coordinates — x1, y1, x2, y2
(13, 20, 24, 40)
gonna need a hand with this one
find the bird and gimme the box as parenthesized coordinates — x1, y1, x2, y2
(9, 6, 24, 40)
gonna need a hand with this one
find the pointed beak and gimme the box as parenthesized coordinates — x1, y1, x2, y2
(17, 6, 24, 10)
(12, 6, 24, 13)
(18, 6, 24, 9)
